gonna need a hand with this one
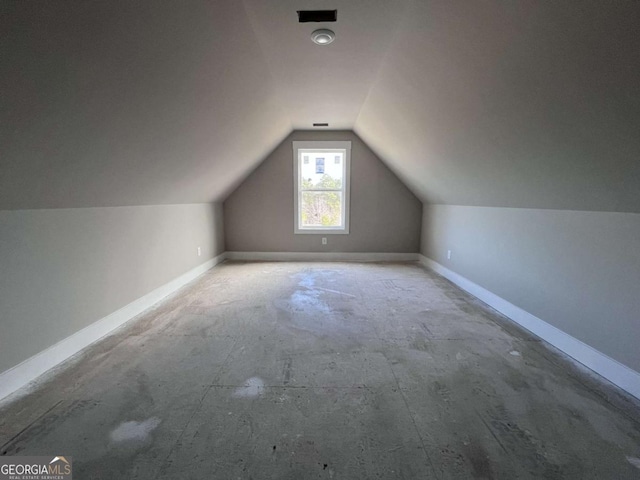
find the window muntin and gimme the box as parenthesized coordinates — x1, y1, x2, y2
(293, 141, 351, 234)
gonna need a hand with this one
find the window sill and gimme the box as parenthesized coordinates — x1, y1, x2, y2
(294, 228, 350, 235)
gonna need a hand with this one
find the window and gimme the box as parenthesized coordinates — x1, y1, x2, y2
(293, 141, 351, 234)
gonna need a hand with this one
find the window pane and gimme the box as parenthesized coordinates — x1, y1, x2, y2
(300, 150, 343, 190)
(300, 191, 343, 228)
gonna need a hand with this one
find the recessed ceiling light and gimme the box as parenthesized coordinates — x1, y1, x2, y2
(311, 29, 335, 45)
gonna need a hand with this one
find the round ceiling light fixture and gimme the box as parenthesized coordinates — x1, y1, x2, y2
(311, 29, 335, 45)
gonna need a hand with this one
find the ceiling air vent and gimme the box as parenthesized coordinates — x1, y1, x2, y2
(297, 10, 337, 23)
(313, 123, 329, 127)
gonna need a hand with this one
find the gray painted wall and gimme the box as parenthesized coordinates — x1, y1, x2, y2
(0, 203, 224, 373)
(421, 204, 640, 372)
(224, 131, 422, 253)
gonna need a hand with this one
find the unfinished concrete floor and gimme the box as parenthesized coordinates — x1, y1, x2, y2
(1, 261, 639, 479)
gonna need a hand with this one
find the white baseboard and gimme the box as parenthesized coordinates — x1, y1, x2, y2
(226, 251, 419, 262)
(0, 252, 227, 402)
(419, 255, 640, 401)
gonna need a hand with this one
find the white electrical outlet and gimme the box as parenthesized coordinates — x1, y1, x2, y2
(197, 246, 202, 256)
(447, 250, 451, 260)
(322, 237, 327, 245)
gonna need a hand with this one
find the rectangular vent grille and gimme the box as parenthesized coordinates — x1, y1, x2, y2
(297, 10, 337, 23)
(313, 123, 329, 127)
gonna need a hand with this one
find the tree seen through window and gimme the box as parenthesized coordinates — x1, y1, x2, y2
(301, 174, 342, 227)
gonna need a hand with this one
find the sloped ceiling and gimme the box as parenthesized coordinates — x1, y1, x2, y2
(2, 1, 639, 212)
(355, 1, 640, 212)
(1, 0, 291, 209)
(242, 0, 407, 130)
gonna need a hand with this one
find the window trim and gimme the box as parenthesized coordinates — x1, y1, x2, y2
(293, 140, 351, 235)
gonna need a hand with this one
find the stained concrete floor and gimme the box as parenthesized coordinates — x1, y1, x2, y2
(1, 261, 640, 479)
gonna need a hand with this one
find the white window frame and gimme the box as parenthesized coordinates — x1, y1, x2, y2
(293, 140, 351, 235)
